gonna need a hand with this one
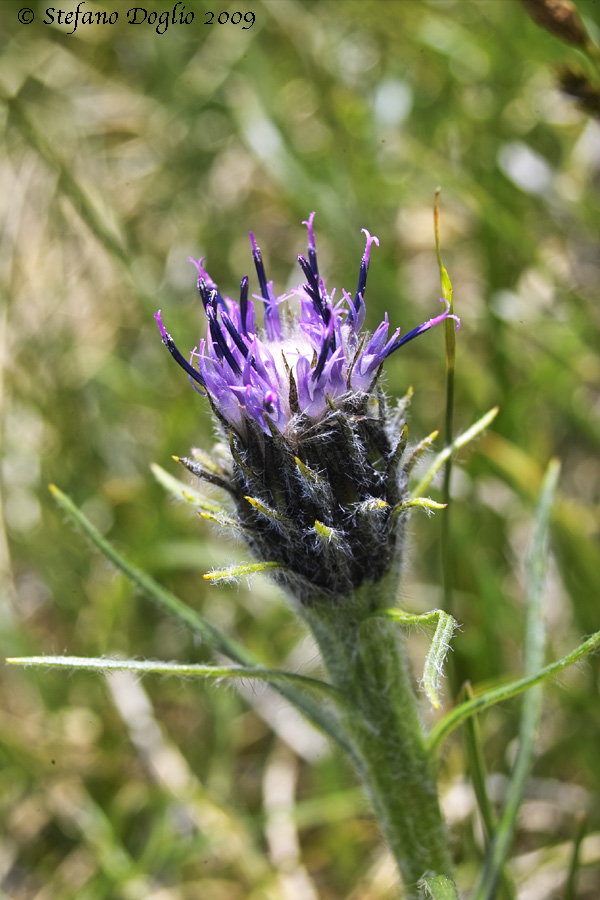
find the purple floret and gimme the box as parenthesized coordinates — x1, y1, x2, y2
(156, 214, 459, 435)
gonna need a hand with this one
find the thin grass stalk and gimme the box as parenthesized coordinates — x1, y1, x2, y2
(473, 459, 561, 900)
(434, 190, 456, 617)
(564, 812, 587, 900)
(461, 683, 516, 900)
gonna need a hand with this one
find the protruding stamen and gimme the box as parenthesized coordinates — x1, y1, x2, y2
(197, 278, 213, 310)
(221, 310, 249, 359)
(298, 254, 328, 322)
(206, 306, 242, 374)
(302, 211, 318, 277)
(250, 232, 270, 304)
(239, 276, 249, 335)
(313, 314, 335, 381)
(385, 300, 460, 356)
(353, 228, 380, 314)
(190, 259, 226, 309)
(154, 310, 205, 387)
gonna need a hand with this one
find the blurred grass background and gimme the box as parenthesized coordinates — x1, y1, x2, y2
(1, 0, 600, 897)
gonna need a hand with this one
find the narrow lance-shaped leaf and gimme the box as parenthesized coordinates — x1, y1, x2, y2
(46, 485, 353, 754)
(422, 611, 456, 710)
(204, 561, 285, 582)
(5, 656, 339, 699)
(198, 509, 247, 532)
(565, 813, 588, 900)
(427, 626, 600, 754)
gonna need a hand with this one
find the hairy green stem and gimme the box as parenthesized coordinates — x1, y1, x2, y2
(299, 577, 455, 898)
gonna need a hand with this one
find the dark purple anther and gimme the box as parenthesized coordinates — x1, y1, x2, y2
(298, 255, 327, 321)
(250, 233, 270, 304)
(197, 278, 212, 310)
(353, 228, 380, 314)
(303, 211, 319, 277)
(313, 315, 335, 381)
(221, 310, 250, 359)
(154, 310, 205, 387)
(239, 276, 249, 335)
(386, 300, 459, 356)
(206, 305, 242, 375)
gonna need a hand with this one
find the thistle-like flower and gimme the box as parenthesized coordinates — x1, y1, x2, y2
(155, 214, 458, 604)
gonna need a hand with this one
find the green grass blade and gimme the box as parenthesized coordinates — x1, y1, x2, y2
(434, 189, 456, 618)
(477, 459, 559, 891)
(565, 812, 587, 900)
(461, 682, 516, 900)
(461, 682, 497, 845)
(47, 485, 353, 753)
(473, 458, 561, 900)
(6, 656, 339, 698)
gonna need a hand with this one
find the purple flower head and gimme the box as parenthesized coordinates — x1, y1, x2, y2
(155, 215, 459, 438)
(156, 215, 459, 600)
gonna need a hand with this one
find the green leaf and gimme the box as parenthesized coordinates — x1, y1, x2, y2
(422, 611, 456, 710)
(46, 485, 353, 754)
(461, 683, 496, 844)
(6, 656, 339, 698)
(434, 189, 457, 619)
(434, 189, 453, 306)
(369, 607, 457, 709)
(427, 626, 600, 754)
